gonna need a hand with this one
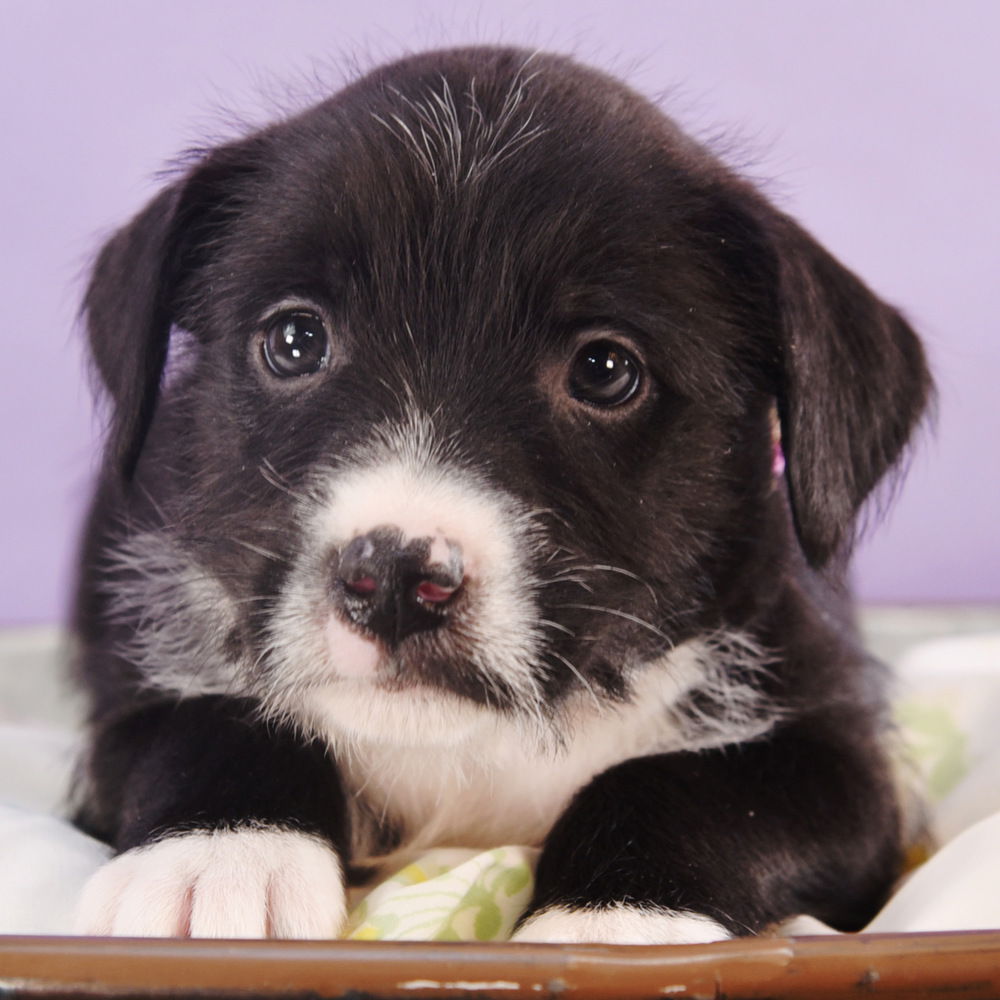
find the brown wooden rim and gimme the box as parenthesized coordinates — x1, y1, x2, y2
(2, 930, 1000, 999)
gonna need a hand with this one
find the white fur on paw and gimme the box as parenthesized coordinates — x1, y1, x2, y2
(511, 904, 731, 945)
(74, 827, 346, 939)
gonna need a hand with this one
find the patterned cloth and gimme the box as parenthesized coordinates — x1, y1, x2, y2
(346, 847, 537, 941)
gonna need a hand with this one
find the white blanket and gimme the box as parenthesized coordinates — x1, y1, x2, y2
(2, 627, 999, 939)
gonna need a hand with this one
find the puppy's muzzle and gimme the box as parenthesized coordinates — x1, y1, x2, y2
(332, 526, 464, 645)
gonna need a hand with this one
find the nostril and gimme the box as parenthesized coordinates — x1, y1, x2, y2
(336, 531, 394, 602)
(344, 575, 378, 597)
(414, 579, 460, 605)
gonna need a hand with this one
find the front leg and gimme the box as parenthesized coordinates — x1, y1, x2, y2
(514, 718, 902, 944)
(74, 696, 350, 939)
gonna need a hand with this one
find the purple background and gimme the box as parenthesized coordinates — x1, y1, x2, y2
(2, 1, 998, 625)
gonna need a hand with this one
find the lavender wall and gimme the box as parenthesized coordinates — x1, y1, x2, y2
(2, 0, 997, 625)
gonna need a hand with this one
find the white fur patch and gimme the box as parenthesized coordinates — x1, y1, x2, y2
(341, 634, 778, 861)
(511, 904, 731, 945)
(74, 827, 345, 939)
(262, 410, 549, 744)
(661, 631, 781, 751)
(102, 531, 246, 699)
(373, 61, 547, 189)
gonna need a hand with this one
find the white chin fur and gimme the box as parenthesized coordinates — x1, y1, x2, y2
(511, 904, 731, 945)
(301, 679, 498, 747)
(74, 827, 345, 939)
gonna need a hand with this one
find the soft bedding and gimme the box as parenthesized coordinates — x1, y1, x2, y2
(2, 625, 999, 939)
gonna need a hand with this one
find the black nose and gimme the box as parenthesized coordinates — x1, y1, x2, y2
(332, 526, 463, 644)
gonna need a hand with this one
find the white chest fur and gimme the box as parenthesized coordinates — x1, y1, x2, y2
(336, 635, 777, 862)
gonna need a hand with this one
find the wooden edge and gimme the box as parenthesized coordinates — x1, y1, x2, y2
(2, 930, 1000, 999)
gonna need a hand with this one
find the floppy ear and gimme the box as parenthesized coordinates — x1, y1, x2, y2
(84, 145, 258, 478)
(85, 184, 185, 478)
(761, 211, 932, 567)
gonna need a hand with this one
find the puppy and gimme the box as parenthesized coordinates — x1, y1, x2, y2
(71, 46, 931, 944)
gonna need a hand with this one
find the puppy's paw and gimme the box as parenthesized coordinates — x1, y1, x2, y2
(75, 827, 345, 939)
(511, 904, 731, 945)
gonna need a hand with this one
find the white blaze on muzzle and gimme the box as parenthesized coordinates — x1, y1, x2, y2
(317, 457, 539, 667)
(264, 429, 549, 746)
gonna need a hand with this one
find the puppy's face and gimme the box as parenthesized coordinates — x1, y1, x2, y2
(87, 49, 928, 746)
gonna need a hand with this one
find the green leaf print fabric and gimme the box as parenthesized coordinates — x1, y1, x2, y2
(345, 846, 537, 941)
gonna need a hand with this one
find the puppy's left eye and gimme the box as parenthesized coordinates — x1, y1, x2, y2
(261, 311, 330, 377)
(569, 340, 642, 406)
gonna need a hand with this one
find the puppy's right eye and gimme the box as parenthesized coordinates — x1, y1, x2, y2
(261, 311, 330, 377)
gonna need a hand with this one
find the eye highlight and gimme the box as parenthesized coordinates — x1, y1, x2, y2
(261, 310, 330, 378)
(568, 339, 642, 406)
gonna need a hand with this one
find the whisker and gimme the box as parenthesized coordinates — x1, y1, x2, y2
(228, 537, 283, 562)
(539, 575, 594, 593)
(538, 618, 574, 637)
(578, 564, 660, 606)
(548, 651, 602, 711)
(554, 602, 673, 645)
(259, 459, 309, 504)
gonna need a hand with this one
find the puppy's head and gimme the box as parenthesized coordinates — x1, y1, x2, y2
(84, 48, 930, 745)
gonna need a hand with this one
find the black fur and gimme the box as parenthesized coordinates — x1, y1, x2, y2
(72, 47, 931, 939)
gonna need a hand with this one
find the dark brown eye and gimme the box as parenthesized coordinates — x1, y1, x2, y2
(261, 311, 330, 377)
(569, 340, 641, 406)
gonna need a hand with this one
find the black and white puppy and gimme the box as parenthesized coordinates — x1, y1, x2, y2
(71, 47, 931, 944)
